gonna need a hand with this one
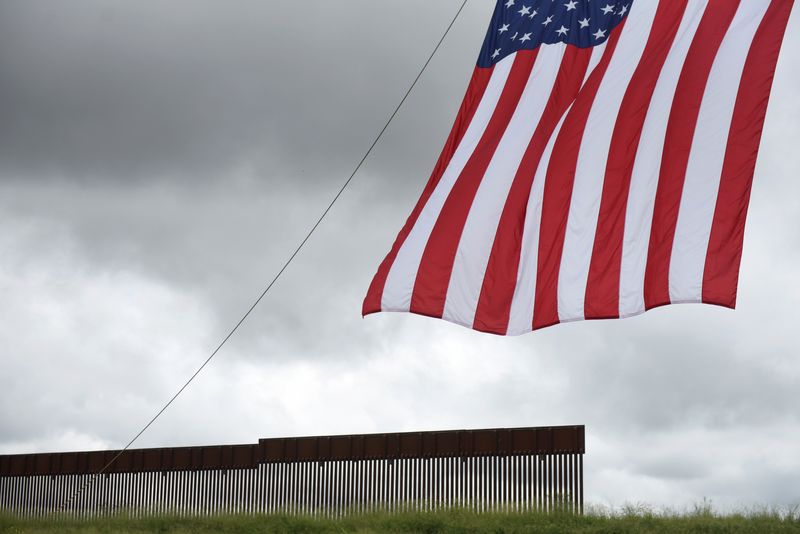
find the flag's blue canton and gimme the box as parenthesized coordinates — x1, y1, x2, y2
(477, 0, 635, 68)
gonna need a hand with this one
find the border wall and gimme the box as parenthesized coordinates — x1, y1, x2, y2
(0, 425, 584, 518)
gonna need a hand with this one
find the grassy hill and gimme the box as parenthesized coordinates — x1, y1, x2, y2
(2, 506, 799, 533)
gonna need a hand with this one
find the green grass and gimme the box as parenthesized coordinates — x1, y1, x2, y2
(1, 506, 799, 533)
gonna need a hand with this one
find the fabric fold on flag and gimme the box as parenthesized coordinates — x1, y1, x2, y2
(364, 0, 794, 335)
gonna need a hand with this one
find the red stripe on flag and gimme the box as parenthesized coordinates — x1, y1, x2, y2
(532, 27, 625, 331)
(410, 51, 539, 319)
(702, 0, 794, 307)
(643, 0, 740, 310)
(472, 47, 593, 335)
(362, 66, 493, 315)
(584, 1, 689, 320)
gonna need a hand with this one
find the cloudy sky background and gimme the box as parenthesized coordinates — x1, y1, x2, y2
(1, 0, 798, 511)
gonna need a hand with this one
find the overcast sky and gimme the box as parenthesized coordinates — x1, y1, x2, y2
(1, 0, 798, 512)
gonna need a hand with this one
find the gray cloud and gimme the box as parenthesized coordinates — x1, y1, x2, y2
(0, 0, 485, 184)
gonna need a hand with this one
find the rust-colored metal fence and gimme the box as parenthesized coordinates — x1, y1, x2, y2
(0, 425, 584, 518)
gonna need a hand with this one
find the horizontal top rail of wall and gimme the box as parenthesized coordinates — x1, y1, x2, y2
(0, 425, 583, 477)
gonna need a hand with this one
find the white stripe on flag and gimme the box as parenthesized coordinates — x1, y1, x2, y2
(557, 0, 660, 322)
(584, 40, 610, 86)
(507, 113, 569, 335)
(506, 43, 607, 335)
(505, 43, 607, 335)
(668, 0, 771, 303)
(380, 56, 514, 312)
(618, 0, 709, 317)
(443, 44, 568, 327)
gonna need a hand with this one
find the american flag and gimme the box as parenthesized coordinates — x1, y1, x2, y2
(364, 0, 793, 335)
